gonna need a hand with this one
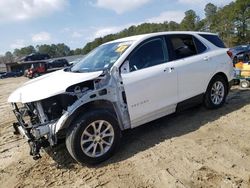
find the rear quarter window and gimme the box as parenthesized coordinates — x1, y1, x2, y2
(199, 34, 226, 48)
(193, 37, 207, 53)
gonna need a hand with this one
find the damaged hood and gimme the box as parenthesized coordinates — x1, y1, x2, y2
(8, 70, 103, 103)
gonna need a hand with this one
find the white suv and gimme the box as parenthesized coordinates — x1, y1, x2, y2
(8, 32, 234, 164)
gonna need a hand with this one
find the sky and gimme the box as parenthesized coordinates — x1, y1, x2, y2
(0, 0, 234, 55)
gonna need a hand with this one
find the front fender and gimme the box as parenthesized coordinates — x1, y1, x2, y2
(54, 89, 120, 134)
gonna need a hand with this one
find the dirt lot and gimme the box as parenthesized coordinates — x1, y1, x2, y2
(0, 77, 250, 188)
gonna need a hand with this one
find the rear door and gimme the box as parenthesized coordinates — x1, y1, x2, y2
(166, 34, 215, 101)
(121, 37, 178, 127)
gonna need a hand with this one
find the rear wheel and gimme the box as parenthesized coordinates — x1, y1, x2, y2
(204, 75, 228, 109)
(66, 109, 121, 165)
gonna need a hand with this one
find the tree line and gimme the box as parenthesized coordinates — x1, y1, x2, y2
(82, 0, 249, 54)
(0, 0, 249, 64)
(0, 43, 74, 64)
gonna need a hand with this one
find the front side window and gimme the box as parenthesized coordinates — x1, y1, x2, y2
(129, 38, 167, 72)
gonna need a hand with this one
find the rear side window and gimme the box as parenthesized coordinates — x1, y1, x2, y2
(199, 34, 226, 48)
(169, 35, 197, 59)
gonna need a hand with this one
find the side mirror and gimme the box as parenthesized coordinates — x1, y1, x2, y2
(120, 60, 130, 74)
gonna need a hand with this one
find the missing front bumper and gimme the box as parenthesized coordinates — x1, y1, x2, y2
(12, 122, 55, 160)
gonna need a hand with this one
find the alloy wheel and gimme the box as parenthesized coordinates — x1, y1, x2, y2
(210, 81, 225, 105)
(80, 120, 114, 158)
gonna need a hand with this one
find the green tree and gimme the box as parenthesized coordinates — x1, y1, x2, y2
(216, 3, 235, 46)
(233, 0, 250, 43)
(37, 43, 71, 58)
(55, 43, 71, 57)
(37, 44, 55, 57)
(204, 3, 217, 32)
(195, 19, 207, 31)
(13, 45, 36, 58)
(4, 51, 14, 63)
(168, 21, 180, 31)
(82, 43, 92, 54)
(73, 48, 84, 55)
(180, 10, 199, 31)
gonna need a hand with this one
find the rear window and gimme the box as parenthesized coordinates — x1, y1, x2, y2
(199, 34, 226, 48)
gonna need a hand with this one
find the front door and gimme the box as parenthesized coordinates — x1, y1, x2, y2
(121, 37, 178, 128)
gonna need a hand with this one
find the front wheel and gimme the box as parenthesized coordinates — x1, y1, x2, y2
(66, 109, 121, 165)
(204, 75, 228, 109)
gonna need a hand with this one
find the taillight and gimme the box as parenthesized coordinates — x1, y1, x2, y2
(227, 50, 233, 59)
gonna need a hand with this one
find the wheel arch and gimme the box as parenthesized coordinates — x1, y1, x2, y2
(56, 99, 122, 137)
(65, 106, 122, 164)
(208, 72, 230, 94)
(203, 72, 229, 109)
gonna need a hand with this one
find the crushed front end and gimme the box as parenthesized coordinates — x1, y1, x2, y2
(11, 94, 77, 160)
(9, 68, 130, 161)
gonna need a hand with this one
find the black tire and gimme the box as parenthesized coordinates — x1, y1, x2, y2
(66, 109, 121, 165)
(204, 75, 228, 109)
(240, 80, 250, 88)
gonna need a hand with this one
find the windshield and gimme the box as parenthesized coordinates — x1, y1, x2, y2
(70, 58, 83, 66)
(71, 41, 133, 72)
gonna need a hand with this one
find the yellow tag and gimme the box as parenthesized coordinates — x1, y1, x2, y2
(116, 45, 128, 53)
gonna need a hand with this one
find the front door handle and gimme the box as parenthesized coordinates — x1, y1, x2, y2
(164, 67, 175, 73)
(203, 56, 209, 61)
